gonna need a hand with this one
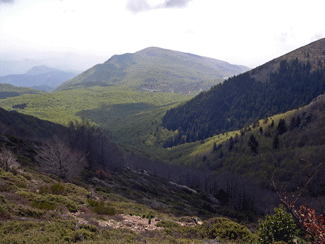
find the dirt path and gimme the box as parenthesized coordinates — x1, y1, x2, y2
(97, 214, 163, 232)
(69, 213, 202, 233)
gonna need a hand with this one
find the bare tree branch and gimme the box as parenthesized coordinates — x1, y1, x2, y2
(36, 135, 86, 181)
(271, 162, 324, 242)
(0, 147, 18, 171)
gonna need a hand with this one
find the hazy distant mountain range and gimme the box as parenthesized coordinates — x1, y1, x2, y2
(55, 47, 250, 93)
(0, 54, 96, 76)
(0, 65, 79, 91)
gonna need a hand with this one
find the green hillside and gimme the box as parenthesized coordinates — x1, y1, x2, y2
(0, 84, 45, 99)
(55, 47, 249, 93)
(1, 41, 325, 242)
(0, 110, 260, 244)
(0, 86, 191, 155)
(250, 38, 325, 82)
(162, 38, 325, 146)
(0, 104, 315, 243)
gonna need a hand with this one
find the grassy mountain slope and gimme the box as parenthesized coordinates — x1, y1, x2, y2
(162, 38, 325, 145)
(0, 165, 256, 243)
(0, 106, 65, 139)
(0, 112, 257, 243)
(173, 93, 325, 191)
(0, 86, 191, 153)
(0, 84, 45, 99)
(55, 47, 249, 93)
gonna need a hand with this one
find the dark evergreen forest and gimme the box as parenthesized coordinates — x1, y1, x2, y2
(162, 59, 325, 147)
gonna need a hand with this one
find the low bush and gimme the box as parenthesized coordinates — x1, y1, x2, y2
(257, 205, 300, 244)
(0, 197, 11, 220)
(201, 217, 256, 242)
(16, 206, 45, 218)
(21, 173, 31, 181)
(31, 200, 56, 210)
(38, 185, 50, 194)
(156, 220, 181, 228)
(50, 183, 65, 195)
(87, 198, 100, 207)
(93, 201, 116, 215)
(18, 191, 79, 213)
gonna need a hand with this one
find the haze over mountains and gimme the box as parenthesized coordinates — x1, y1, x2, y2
(0, 65, 79, 91)
(55, 47, 250, 93)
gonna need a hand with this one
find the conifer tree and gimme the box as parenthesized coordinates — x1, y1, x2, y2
(248, 134, 259, 153)
(277, 119, 287, 135)
(273, 134, 279, 149)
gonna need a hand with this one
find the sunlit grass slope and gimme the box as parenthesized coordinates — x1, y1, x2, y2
(0, 86, 191, 156)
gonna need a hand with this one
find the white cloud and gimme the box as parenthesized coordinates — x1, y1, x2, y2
(0, 0, 14, 4)
(126, 0, 192, 13)
(0, 0, 324, 69)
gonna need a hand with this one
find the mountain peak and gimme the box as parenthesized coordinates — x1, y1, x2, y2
(25, 65, 59, 76)
(55, 47, 250, 93)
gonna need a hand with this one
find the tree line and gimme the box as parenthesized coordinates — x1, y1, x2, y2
(162, 59, 325, 147)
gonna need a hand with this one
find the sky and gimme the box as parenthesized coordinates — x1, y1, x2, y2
(0, 0, 324, 71)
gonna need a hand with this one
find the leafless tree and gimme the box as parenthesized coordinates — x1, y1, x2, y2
(0, 147, 18, 171)
(36, 135, 86, 181)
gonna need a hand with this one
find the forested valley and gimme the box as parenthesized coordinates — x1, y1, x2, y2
(162, 59, 325, 147)
(1, 40, 325, 243)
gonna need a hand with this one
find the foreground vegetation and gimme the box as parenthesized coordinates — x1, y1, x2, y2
(1, 103, 323, 243)
(0, 148, 311, 243)
(0, 140, 260, 243)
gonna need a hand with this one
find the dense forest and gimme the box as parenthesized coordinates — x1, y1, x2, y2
(162, 59, 325, 147)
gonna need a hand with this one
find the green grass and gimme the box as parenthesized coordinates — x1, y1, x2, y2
(0, 157, 258, 244)
(0, 83, 243, 164)
(0, 85, 193, 162)
(0, 83, 45, 94)
(0, 86, 190, 124)
(55, 46, 243, 93)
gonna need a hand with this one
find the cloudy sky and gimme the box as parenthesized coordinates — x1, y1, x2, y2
(0, 0, 324, 70)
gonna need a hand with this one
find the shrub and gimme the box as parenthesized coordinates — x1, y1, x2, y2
(50, 183, 65, 195)
(31, 194, 79, 213)
(202, 217, 255, 241)
(0, 194, 6, 203)
(0, 196, 11, 220)
(31, 200, 56, 210)
(38, 185, 50, 194)
(93, 201, 116, 215)
(16, 206, 45, 218)
(21, 173, 31, 181)
(87, 198, 100, 207)
(156, 220, 181, 228)
(257, 205, 300, 244)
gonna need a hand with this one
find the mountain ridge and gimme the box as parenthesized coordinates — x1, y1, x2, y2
(0, 65, 79, 91)
(25, 65, 61, 76)
(250, 38, 325, 83)
(54, 47, 250, 93)
(162, 38, 325, 146)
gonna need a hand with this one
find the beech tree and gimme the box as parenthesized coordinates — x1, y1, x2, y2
(0, 147, 18, 171)
(36, 135, 86, 180)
